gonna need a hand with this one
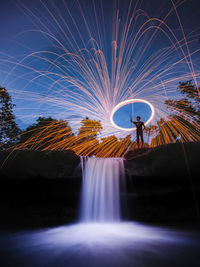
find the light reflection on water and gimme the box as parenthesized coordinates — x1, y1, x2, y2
(0, 222, 200, 267)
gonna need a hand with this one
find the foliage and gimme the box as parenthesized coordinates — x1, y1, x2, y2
(151, 81, 200, 146)
(78, 117, 103, 139)
(165, 80, 200, 123)
(18, 117, 73, 150)
(96, 135, 139, 157)
(0, 86, 21, 149)
(67, 117, 102, 156)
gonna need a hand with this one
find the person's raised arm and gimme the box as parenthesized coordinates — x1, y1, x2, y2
(130, 118, 136, 124)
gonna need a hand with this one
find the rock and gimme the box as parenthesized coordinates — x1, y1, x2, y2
(0, 149, 80, 179)
(0, 143, 199, 225)
(124, 142, 200, 177)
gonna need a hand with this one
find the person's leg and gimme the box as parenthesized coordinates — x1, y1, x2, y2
(136, 134, 139, 148)
(141, 133, 144, 148)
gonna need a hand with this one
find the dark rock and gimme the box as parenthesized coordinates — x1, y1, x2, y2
(124, 142, 200, 177)
(0, 143, 199, 227)
(0, 149, 80, 179)
(0, 179, 82, 229)
(123, 142, 200, 222)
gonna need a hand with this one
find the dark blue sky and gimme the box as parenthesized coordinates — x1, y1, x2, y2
(0, 0, 200, 132)
(1, 0, 199, 39)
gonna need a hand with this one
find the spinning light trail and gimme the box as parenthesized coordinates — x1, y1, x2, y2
(110, 99, 155, 131)
(0, 0, 200, 157)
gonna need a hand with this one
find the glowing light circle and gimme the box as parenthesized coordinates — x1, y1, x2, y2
(110, 99, 155, 131)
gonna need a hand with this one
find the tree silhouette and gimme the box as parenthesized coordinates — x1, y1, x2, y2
(19, 117, 73, 150)
(165, 81, 200, 123)
(79, 117, 103, 139)
(71, 117, 102, 156)
(0, 86, 21, 149)
(151, 81, 200, 146)
(77, 117, 102, 142)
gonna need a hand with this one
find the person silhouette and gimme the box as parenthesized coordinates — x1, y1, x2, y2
(130, 116, 145, 148)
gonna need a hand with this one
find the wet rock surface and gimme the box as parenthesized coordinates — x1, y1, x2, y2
(0, 143, 199, 228)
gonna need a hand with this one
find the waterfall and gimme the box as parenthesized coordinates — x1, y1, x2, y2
(80, 157, 125, 222)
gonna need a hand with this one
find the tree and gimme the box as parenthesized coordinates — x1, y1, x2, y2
(19, 117, 73, 150)
(72, 117, 103, 156)
(0, 86, 21, 148)
(97, 135, 119, 157)
(96, 134, 137, 157)
(165, 80, 200, 123)
(151, 81, 200, 146)
(77, 117, 103, 142)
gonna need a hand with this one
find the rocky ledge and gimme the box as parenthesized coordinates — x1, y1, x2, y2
(0, 143, 199, 227)
(0, 149, 80, 179)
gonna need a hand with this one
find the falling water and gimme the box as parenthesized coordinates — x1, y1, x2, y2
(1, 157, 200, 266)
(80, 157, 125, 222)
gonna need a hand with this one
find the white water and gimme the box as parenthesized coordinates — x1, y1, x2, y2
(1, 157, 200, 266)
(80, 157, 125, 222)
(1, 223, 199, 267)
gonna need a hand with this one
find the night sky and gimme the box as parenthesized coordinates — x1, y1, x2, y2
(0, 0, 200, 132)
